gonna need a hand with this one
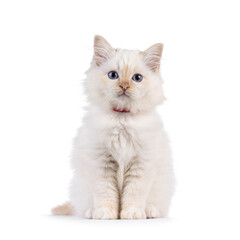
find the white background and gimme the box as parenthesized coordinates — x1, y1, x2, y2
(0, 0, 240, 239)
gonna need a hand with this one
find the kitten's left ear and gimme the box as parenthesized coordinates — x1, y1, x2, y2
(142, 43, 163, 71)
(93, 35, 115, 66)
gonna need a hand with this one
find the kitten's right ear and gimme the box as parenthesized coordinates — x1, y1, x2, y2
(93, 35, 115, 66)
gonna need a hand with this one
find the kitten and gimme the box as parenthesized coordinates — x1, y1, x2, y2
(52, 35, 174, 219)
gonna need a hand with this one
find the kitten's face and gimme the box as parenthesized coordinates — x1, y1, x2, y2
(85, 36, 165, 113)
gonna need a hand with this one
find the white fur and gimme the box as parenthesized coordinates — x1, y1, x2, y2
(69, 36, 174, 219)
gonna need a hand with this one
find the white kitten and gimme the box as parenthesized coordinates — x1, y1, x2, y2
(52, 36, 175, 219)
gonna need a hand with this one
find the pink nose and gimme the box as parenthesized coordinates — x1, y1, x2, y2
(119, 84, 129, 91)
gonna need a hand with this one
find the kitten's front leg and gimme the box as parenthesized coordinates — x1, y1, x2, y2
(120, 160, 155, 219)
(93, 154, 119, 220)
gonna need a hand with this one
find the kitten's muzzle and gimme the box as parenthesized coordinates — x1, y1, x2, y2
(118, 91, 130, 97)
(118, 82, 130, 97)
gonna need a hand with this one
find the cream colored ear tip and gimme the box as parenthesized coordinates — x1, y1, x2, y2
(144, 43, 163, 53)
(154, 43, 164, 50)
(94, 35, 101, 45)
(94, 35, 102, 41)
(159, 43, 164, 53)
(94, 35, 107, 45)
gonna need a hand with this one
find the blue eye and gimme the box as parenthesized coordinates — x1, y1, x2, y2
(132, 74, 143, 82)
(108, 71, 119, 79)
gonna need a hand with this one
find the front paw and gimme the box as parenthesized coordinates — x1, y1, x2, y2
(120, 207, 146, 219)
(145, 204, 163, 218)
(93, 207, 118, 220)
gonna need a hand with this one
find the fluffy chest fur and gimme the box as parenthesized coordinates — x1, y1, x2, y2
(104, 123, 138, 191)
(105, 123, 137, 164)
(88, 110, 162, 190)
(92, 110, 159, 159)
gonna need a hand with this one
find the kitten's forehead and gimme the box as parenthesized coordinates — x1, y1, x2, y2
(115, 49, 141, 73)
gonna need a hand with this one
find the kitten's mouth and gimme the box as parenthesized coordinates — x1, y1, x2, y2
(118, 92, 129, 97)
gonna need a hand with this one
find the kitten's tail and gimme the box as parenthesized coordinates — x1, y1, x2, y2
(51, 202, 74, 215)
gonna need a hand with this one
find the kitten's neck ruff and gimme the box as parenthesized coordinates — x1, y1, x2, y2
(90, 104, 157, 116)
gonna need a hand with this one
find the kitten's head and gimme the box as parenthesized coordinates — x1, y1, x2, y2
(85, 35, 165, 114)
